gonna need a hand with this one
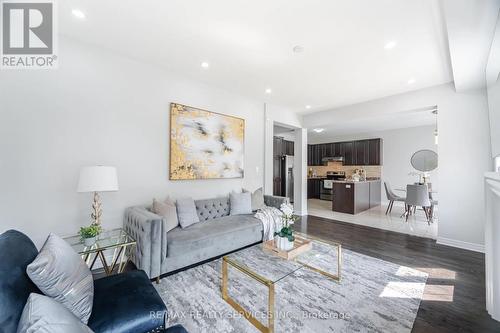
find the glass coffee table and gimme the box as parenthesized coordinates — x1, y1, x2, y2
(64, 228, 136, 275)
(222, 233, 342, 333)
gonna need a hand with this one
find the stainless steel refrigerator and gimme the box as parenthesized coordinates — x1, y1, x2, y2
(283, 155, 294, 203)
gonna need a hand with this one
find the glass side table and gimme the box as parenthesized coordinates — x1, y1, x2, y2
(64, 228, 136, 276)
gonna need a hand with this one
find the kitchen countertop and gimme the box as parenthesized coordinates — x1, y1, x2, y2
(331, 179, 381, 183)
(307, 177, 381, 183)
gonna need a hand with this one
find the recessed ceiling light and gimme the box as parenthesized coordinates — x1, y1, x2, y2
(201, 62, 209, 69)
(407, 78, 416, 84)
(313, 128, 324, 133)
(293, 45, 304, 53)
(265, 88, 272, 94)
(384, 41, 397, 50)
(305, 105, 311, 109)
(72, 9, 86, 19)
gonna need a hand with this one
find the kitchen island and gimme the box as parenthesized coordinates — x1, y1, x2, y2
(332, 179, 381, 214)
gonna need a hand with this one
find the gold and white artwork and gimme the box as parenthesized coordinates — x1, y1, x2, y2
(170, 103, 245, 180)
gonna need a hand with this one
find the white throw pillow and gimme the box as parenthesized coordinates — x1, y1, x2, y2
(26, 233, 94, 324)
(243, 187, 266, 211)
(152, 197, 179, 232)
(230, 192, 252, 215)
(176, 197, 200, 228)
(17, 293, 94, 333)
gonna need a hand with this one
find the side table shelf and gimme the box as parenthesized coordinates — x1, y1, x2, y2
(64, 228, 136, 275)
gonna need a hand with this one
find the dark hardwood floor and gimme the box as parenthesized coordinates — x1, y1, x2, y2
(295, 215, 499, 333)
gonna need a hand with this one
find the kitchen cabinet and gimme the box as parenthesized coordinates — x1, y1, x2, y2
(273, 136, 283, 157)
(368, 138, 382, 165)
(354, 140, 370, 165)
(284, 140, 294, 155)
(307, 178, 322, 199)
(307, 138, 382, 166)
(332, 180, 381, 214)
(273, 136, 294, 157)
(342, 141, 355, 165)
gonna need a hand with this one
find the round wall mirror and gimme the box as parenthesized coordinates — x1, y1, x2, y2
(411, 149, 438, 172)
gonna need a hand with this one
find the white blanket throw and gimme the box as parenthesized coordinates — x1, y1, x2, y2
(254, 206, 284, 241)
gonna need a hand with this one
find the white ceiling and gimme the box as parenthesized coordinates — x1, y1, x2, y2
(307, 106, 437, 142)
(59, 0, 452, 113)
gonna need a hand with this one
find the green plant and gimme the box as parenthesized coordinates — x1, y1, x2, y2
(79, 224, 102, 239)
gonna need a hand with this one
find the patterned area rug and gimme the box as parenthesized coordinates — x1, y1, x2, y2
(155, 243, 428, 333)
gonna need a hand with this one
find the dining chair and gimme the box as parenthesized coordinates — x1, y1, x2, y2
(384, 182, 406, 215)
(405, 184, 432, 224)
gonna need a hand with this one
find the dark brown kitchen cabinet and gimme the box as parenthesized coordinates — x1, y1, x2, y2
(284, 140, 294, 155)
(355, 140, 370, 165)
(307, 178, 322, 199)
(368, 138, 382, 165)
(332, 181, 370, 214)
(274, 136, 294, 157)
(342, 141, 355, 165)
(333, 142, 343, 157)
(273, 136, 284, 157)
(308, 139, 382, 166)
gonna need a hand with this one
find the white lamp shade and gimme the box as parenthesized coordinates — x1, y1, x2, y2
(77, 166, 119, 192)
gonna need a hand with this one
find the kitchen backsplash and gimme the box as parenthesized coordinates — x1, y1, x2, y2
(308, 161, 381, 178)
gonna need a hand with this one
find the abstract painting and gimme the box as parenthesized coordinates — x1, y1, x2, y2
(169, 103, 245, 180)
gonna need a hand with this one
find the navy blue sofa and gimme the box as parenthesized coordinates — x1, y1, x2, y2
(0, 230, 187, 333)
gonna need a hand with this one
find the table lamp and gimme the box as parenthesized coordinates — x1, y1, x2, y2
(77, 166, 119, 226)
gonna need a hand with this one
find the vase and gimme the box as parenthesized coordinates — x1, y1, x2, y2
(276, 236, 294, 251)
(84, 237, 96, 247)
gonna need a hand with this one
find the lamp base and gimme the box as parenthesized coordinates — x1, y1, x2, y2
(91, 191, 102, 226)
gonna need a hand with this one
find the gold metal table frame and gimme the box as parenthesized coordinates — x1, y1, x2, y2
(64, 228, 136, 276)
(221, 235, 342, 333)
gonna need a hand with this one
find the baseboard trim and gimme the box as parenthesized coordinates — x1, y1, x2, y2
(436, 237, 485, 253)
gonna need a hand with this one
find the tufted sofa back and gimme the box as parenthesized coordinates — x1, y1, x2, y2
(194, 197, 231, 221)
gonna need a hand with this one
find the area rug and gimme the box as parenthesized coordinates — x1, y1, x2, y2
(155, 244, 428, 333)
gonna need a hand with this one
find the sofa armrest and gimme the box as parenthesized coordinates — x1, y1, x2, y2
(264, 195, 290, 209)
(123, 207, 167, 279)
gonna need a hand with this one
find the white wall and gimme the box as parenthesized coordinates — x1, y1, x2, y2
(304, 83, 491, 251)
(263, 104, 307, 214)
(310, 125, 438, 204)
(0, 38, 267, 247)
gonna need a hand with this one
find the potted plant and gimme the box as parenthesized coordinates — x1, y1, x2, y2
(275, 203, 298, 251)
(79, 224, 102, 247)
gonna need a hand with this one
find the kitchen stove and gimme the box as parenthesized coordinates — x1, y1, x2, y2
(320, 171, 346, 201)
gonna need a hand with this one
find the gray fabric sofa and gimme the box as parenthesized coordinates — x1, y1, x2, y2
(123, 194, 288, 280)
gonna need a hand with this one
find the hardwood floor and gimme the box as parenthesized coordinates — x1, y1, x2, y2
(295, 215, 500, 333)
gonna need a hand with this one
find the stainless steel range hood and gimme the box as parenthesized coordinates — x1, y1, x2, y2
(322, 156, 344, 165)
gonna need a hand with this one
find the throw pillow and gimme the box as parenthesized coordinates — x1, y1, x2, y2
(243, 187, 266, 211)
(176, 197, 200, 228)
(17, 293, 94, 333)
(152, 197, 179, 232)
(26, 233, 94, 324)
(230, 191, 252, 215)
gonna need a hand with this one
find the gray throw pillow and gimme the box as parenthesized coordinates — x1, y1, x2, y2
(26, 233, 94, 324)
(17, 293, 94, 333)
(176, 197, 200, 228)
(152, 197, 179, 232)
(243, 187, 266, 211)
(230, 192, 252, 215)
